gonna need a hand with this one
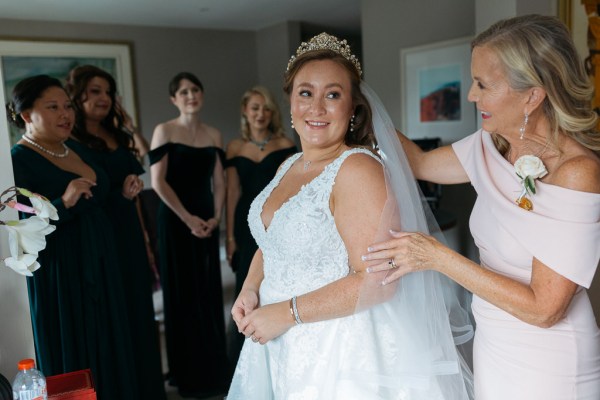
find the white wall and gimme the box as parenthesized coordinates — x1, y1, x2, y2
(571, 0, 588, 58)
(475, 0, 516, 33)
(256, 21, 301, 120)
(361, 0, 479, 260)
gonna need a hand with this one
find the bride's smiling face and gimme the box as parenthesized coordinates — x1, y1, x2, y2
(290, 59, 354, 149)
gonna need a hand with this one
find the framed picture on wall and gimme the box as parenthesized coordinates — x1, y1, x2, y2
(400, 36, 476, 144)
(0, 38, 136, 146)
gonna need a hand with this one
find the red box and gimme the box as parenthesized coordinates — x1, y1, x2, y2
(46, 369, 96, 400)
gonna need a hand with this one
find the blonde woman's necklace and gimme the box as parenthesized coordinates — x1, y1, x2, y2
(507, 136, 550, 163)
(249, 132, 273, 151)
(22, 134, 69, 158)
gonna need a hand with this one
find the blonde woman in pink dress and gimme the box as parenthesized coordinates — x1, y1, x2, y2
(364, 14, 600, 400)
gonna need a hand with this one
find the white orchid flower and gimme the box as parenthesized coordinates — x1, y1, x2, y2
(5, 216, 56, 257)
(17, 188, 58, 220)
(1, 186, 60, 276)
(29, 195, 59, 220)
(3, 253, 41, 276)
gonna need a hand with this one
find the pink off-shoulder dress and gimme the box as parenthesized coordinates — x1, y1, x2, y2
(452, 130, 600, 400)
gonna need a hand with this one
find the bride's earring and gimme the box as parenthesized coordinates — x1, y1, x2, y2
(349, 115, 355, 132)
(291, 113, 295, 130)
(519, 112, 528, 140)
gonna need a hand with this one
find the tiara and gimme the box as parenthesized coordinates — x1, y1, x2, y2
(287, 32, 362, 76)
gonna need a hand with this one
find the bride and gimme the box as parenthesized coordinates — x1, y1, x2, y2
(227, 33, 474, 399)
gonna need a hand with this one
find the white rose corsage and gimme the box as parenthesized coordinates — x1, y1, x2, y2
(514, 155, 548, 211)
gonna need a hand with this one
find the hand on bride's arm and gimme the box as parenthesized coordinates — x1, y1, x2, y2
(362, 230, 448, 284)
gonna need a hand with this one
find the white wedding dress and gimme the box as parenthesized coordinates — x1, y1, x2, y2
(226, 148, 454, 400)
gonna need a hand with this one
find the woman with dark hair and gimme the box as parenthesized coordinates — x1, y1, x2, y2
(224, 85, 296, 365)
(65, 65, 149, 158)
(65, 65, 166, 400)
(7, 74, 138, 399)
(149, 71, 229, 397)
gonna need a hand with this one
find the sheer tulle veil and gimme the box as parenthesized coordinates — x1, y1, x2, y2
(355, 82, 475, 399)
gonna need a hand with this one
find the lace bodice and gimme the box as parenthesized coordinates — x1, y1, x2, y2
(247, 148, 378, 304)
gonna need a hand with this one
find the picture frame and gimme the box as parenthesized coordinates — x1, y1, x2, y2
(0, 38, 137, 146)
(400, 36, 476, 144)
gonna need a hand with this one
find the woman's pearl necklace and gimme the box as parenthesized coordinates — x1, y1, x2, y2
(22, 134, 69, 158)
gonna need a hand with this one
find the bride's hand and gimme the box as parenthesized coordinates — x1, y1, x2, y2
(239, 301, 294, 345)
(362, 230, 443, 285)
(231, 289, 259, 332)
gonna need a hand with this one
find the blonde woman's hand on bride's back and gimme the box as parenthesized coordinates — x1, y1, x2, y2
(363, 230, 448, 285)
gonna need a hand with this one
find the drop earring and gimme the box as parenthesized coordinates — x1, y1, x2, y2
(349, 115, 355, 132)
(291, 114, 295, 130)
(519, 112, 528, 140)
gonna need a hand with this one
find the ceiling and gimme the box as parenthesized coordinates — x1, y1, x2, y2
(1, 0, 361, 33)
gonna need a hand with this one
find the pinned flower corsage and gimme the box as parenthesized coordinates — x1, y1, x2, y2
(514, 155, 548, 211)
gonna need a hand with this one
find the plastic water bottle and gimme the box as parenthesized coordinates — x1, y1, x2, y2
(11, 359, 47, 400)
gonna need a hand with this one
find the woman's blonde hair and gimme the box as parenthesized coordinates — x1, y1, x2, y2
(473, 14, 600, 153)
(240, 86, 285, 140)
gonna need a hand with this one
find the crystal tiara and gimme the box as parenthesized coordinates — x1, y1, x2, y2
(286, 32, 362, 76)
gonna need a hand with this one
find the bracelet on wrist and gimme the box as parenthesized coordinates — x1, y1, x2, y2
(291, 295, 303, 325)
(289, 298, 295, 323)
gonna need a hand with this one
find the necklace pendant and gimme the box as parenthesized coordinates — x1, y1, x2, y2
(303, 160, 311, 171)
(249, 132, 272, 151)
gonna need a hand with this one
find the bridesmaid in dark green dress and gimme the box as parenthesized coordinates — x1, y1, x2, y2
(224, 86, 296, 366)
(8, 75, 138, 399)
(150, 72, 229, 397)
(65, 66, 166, 400)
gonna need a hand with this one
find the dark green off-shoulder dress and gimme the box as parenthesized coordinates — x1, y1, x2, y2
(148, 143, 229, 396)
